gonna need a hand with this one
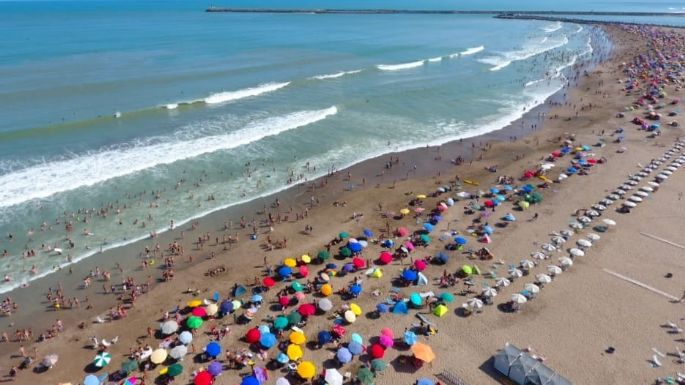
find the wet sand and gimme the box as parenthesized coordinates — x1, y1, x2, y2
(1, 25, 684, 385)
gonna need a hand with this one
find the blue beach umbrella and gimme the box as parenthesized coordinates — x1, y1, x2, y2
(84, 375, 100, 385)
(392, 301, 409, 315)
(435, 252, 449, 264)
(404, 330, 417, 346)
(260, 333, 277, 349)
(205, 341, 221, 358)
(376, 303, 389, 313)
(179, 331, 193, 345)
(241, 376, 259, 385)
(402, 269, 417, 282)
(336, 347, 352, 363)
(489, 187, 500, 194)
(363, 228, 374, 237)
(278, 266, 292, 278)
(349, 242, 363, 253)
(418, 378, 435, 385)
(326, 263, 337, 269)
(454, 236, 467, 245)
(220, 300, 233, 314)
(483, 225, 494, 235)
(276, 352, 289, 364)
(318, 331, 333, 345)
(350, 284, 362, 296)
(423, 223, 434, 232)
(258, 324, 270, 334)
(351, 333, 363, 345)
(348, 341, 363, 355)
(251, 294, 263, 303)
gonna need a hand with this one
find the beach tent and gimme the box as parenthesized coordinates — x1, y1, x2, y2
(508, 353, 540, 385)
(524, 363, 556, 385)
(393, 301, 409, 314)
(494, 343, 522, 376)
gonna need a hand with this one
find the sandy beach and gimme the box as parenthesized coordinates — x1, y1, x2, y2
(1, 23, 685, 385)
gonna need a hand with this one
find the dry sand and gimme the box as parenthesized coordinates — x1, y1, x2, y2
(1, 25, 685, 385)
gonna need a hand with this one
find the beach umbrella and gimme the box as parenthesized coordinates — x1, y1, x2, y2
(150, 349, 167, 364)
(205, 303, 218, 316)
(170, 345, 188, 360)
(194, 371, 212, 385)
(276, 352, 289, 364)
(207, 361, 222, 377)
(336, 347, 352, 363)
(245, 328, 261, 344)
(577, 239, 592, 248)
(283, 258, 297, 268)
(160, 320, 179, 335)
(287, 344, 303, 361)
(260, 333, 277, 349)
(291, 281, 304, 292)
(417, 379, 435, 385)
(262, 276, 276, 288)
(439, 292, 455, 303)
(433, 304, 448, 317)
(241, 377, 259, 385)
(344, 310, 357, 323)
(423, 223, 434, 232)
(325, 369, 344, 385)
(287, 312, 302, 326)
(297, 361, 316, 380)
(508, 268, 523, 279)
(278, 266, 292, 278)
(42, 354, 58, 368)
(409, 292, 423, 308)
(83, 375, 100, 385)
(339, 231, 350, 239)
(352, 257, 365, 269)
(93, 352, 111, 368)
(559, 257, 573, 267)
(376, 303, 389, 313)
(569, 248, 585, 257)
(404, 330, 417, 346)
(191, 307, 207, 318)
(298, 265, 309, 277)
(349, 243, 363, 254)
(371, 359, 387, 372)
(350, 303, 362, 316)
(318, 298, 333, 311)
(587, 233, 600, 241)
(524, 283, 540, 294)
(397, 227, 409, 237)
(120, 359, 137, 374)
(357, 367, 375, 385)
(466, 298, 483, 310)
(278, 296, 290, 308)
(340, 247, 352, 258)
(603, 219, 616, 226)
(369, 344, 385, 359)
(411, 343, 436, 363)
(350, 283, 363, 296)
(289, 331, 306, 345)
(219, 300, 233, 314)
(392, 301, 409, 314)
(167, 363, 183, 377)
(378, 251, 393, 265)
(520, 259, 535, 269)
(318, 330, 333, 345)
(379, 334, 394, 348)
(351, 332, 363, 345)
(187, 299, 202, 308)
(454, 236, 467, 245)
(461, 265, 473, 276)
(495, 277, 511, 287)
(518, 200, 530, 210)
(400, 208, 410, 215)
(317, 250, 330, 261)
(414, 260, 428, 271)
(482, 287, 498, 297)
(186, 316, 203, 330)
(380, 327, 394, 338)
(402, 269, 418, 283)
(535, 274, 552, 284)
(348, 341, 363, 355)
(298, 303, 316, 317)
(276, 378, 291, 385)
(547, 265, 563, 276)
(511, 294, 527, 304)
(250, 294, 263, 304)
(273, 316, 289, 330)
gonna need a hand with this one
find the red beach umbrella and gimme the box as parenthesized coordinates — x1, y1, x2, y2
(191, 307, 207, 317)
(278, 296, 290, 307)
(263, 277, 276, 288)
(352, 257, 365, 269)
(378, 251, 393, 265)
(299, 265, 309, 277)
(194, 371, 212, 385)
(245, 328, 261, 344)
(414, 260, 427, 271)
(298, 303, 316, 317)
(369, 344, 385, 359)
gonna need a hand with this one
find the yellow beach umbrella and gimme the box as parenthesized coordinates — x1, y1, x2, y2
(297, 361, 316, 380)
(289, 331, 307, 345)
(416, 194, 427, 199)
(301, 254, 311, 264)
(350, 303, 362, 316)
(283, 258, 297, 268)
(187, 299, 202, 308)
(320, 284, 333, 297)
(433, 304, 448, 317)
(370, 268, 383, 278)
(150, 349, 168, 364)
(399, 208, 410, 215)
(286, 344, 303, 360)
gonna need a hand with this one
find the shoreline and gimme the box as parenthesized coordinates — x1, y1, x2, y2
(0, 26, 610, 297)
(4, 23, 685, 385)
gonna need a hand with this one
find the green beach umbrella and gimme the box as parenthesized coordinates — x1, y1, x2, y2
(340, 247, 352, 258)
(420, 234, 431, 244)
(317, 250, 330, 261)
(339, 232, 350, 239)
(440, 292, 455, 303)
(409, 292, 423, 307)
(357, 367, 375, 385)
(274, 316, 289, 330)
(291, 281, 304, 292)
(93, 352, 111, 368)
(121, 359, 138, 374)
(461, 265, 473, 276)
(186, 316, 203, 330)
(167, 363, 183, 377)
(287, 312, 302, 326)
(371, 359, 387, 372)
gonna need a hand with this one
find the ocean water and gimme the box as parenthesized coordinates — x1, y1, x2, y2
(0, 0, 677, 293)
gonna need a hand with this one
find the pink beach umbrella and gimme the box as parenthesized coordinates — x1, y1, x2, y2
(414, 260, 427, 271)
(298, 265, 309, 278)
(397, 227, 409, 237)
(380, 328, 394, 338)
(379, 334, 394, 348)
(404, 241, 415, 252)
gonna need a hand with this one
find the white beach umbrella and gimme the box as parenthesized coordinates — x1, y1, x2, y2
(547, 265, 563, 276)
(42, 354, 59, 368)
(523, 283, 540, 294)
(541, 243, 556, 252)
(325, 369, 344, 385)
(551, 236, 566, 245)
(656, 174, 669, 180)
(511, 293, 528, 304)
(577, 239, 592, 248)
(608, 194, 620, 200)
(629, 176, 641, 182)
(508, 268, 523, 279)
(535, 274, 552, 284)
(578, 216, 592, 224)
(603, 218, 616, 226)
(318, 298, 333, 312)
(615, 189, 627, 196)
(623, 201, 637, 208)
(666, 166, 678, 172)
(520, 259, 535, 269)
(647, 181, 660, 187)
(531, 251, 547, 260)
(627, 180, 639, 186)
(662, 170, 673, 176)
(160, 320, 179, 335)
(587, 209, 600, 217)
(569, 248, 585, 257)
(481, 287, 498, 298)
(570, 222, 584, 230)
(560, 230, 573, 238)
(170, 345, 188, 360)
(640, 186, 654, 192)
(586, 233, 600, 241)
(466, 298, 484, 309)
(559, 257, 573, 267)
(591, 204, 606, 211)
(495, 277, 511, 287)
(629, 195, 643, 203)
(637, 171, 649, 177)
(600, 199, 613, 206)
(635, 191, 649, 197)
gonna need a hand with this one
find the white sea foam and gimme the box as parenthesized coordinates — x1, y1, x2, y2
(540, 37, 548, 44)
(575, 26, 584, 34)
(310, 70, 362, 80)
(427, 57, 443, 63)
(460, 45, 485, 55)
(203, 82, 290, 104)
(165, 103, 179, 110)
(0, 106, 338, 209)
(376, 60, 425, 71)
(542, 21, 562, 33)
(479, 35, 569, 71)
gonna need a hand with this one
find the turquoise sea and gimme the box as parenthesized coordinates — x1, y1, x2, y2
(0, 0, 682, 293)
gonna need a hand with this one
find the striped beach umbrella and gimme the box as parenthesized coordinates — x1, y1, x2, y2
(93, 352, 111, 368)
